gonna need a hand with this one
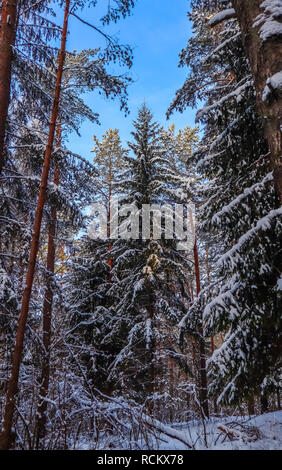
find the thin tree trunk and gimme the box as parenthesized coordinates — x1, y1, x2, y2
(59, 242, 65, 285)
(231, 0, 282, 204)
(0, 0, 19, 176)
(206, 246, 215, 354)
(188, 206, 209, 418)
(168, 354, 174, 396)
(194, 240, 209, 419)
(0, 0, 70, 450)
(260, 393, 268, 414)
(187, 281, 194, 302)
(35, 126, 61, 449)
(168, 354, 174, 421)
(205, 246, 210, 284)
(206, 247, 218, 415)
(248, 395, 255, 416)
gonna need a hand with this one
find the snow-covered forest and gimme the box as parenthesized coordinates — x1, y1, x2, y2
(0, 0, 281, 451)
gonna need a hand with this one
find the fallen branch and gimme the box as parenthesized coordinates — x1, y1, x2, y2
(218, 424, 242, 441)
(143, 416, 193, 449)
(218, 421, 261, 443)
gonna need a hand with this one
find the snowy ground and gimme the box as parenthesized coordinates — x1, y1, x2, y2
(78, 411, 282, 450)
(157, 411, 282, 450)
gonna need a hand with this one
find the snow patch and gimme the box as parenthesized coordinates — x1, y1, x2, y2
(157, 411, 282, 450)
(263, 70, 282, 101)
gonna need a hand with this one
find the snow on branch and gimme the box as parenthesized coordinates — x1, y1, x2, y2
(254, 0, 282, 42)
(218, 207, 282, 268)
(212, 173, 273, 225)
(196, 79, 252, 121)
(142, 415, 193, 449)
(208, 9, 236, 28)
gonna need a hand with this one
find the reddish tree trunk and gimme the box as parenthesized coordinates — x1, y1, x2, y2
(35, 127, 61, 448)
(0, 0, 19, 176)
(194, 240, 209, 419)
(231, 0, 282, 204)
(205, 246, 215, 355)
(205, 246, 210, 284)
(0, 0, 70, 450)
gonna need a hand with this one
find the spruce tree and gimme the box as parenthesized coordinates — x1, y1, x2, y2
(66, 113, 199, 418)
(92, 105, 191, 409)
(169, 0, 282, 407)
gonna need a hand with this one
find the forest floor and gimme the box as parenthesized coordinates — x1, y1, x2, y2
(78, 410, 282, 450)
(157, 411, 282, 450)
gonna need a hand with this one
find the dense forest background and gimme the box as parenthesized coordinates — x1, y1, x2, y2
(0, 0, 281, 450)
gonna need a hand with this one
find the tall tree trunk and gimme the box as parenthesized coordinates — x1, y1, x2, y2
(0, 0, 70, 450)
(194, 240, 209, 419)
(168, 353, 174, 421)
(0, 0, 19, 176)
(205, 246, 215, 354)
(205, 246, 210, 285)
(231, 0, 282, 204)
(35, 126, 61, 449)
(146, 281, 155, 415)
(205, 246, 218, 414)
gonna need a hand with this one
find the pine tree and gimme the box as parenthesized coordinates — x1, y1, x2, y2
(92, 128, 128, 203)
(91, 128, 128, 270)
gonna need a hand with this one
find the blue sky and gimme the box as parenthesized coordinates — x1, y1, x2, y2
(57, 0, 195, 161)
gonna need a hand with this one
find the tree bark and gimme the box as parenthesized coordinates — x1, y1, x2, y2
(0, 0, 70, 450)
(35, 127, 61, 449)
(231, 0, 282, 204)
(0, 0, 19, 176)
(248, 395, 255, 415)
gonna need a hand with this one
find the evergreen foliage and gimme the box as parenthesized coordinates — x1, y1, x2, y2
(67, 105, 193, 408)
(169, 0, 282, 405)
